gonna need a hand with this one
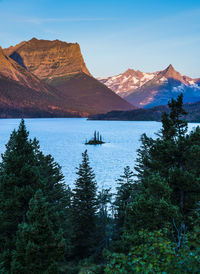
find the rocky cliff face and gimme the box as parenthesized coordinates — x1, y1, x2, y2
(0, 45, 53, 93)
(4, 38, 91, 81)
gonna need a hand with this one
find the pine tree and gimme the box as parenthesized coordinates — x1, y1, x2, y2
(126, 94, 200, 235)
(0, 119, 41, 271)
(160, 93, 187, 141)
(72, 150, 97, 259)
(125, 173, 179, 234)
(0, 119, 72, 272)
(94, 131, 97, 142)
(114, 166, 136, 236)
(11, 190, 66, 273)
(95, 188, 112, 256)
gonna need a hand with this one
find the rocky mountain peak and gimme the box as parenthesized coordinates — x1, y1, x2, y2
(161, 64, 183, 81)
(167, 64, 174, 70)
(4, 38, 91, 81)
(99, 68, 156, 98)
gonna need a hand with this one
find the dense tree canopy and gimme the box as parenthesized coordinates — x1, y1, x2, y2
(0, 120, 70, 273)
(11, 190, 66, 273)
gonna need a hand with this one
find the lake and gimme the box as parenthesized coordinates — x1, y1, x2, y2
(0, 118, 199, 191)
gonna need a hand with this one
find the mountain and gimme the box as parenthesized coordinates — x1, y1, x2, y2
(88, 100, 200, 123)
(98, 68, 156, 98)
(125, 65, 200, 108)
(4, 38, 91, 80)
(4, 38, 133, 115)
(0, 46, 51, 93)
(0, 46, 81, 117)
(100, 65, 200, 108)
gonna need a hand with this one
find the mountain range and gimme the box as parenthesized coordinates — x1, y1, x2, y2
(99, 65, 200, 108)
(1, 37, 200, 119)
(0, 38, 132, 118)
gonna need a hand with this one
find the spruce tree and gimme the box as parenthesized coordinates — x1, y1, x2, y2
(126, 94, 200, 235)
(96, 188, 112, 256)
(0, 119, 41, 271)
(0, 119, 71, 272)
(11, 190, 66, 273)
(114, 166, 135, 236)
(94, 131, 97, 142)
(72, 150, 97, 259)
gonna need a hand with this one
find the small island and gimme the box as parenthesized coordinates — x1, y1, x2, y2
(85, 131, 105, 145)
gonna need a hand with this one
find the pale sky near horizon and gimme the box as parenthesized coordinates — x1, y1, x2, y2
(0, 0, 200, 78)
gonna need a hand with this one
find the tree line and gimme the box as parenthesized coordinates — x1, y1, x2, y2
(0, 93, 200, 273)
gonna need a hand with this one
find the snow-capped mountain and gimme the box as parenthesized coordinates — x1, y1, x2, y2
(99, 65, 200, 108)
(98, 69, 156, 98)
(125, 65, 200, 108)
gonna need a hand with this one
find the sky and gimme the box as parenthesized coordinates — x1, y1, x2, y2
(0, 0, 200, 78)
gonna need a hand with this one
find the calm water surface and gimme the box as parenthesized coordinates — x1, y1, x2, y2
(0, 118, 199, 191)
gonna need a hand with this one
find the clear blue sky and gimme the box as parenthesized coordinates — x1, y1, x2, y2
(0, 0, 200, 78)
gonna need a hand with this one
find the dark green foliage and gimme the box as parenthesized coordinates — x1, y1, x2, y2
(72, 150, 98, 259)
(114, 166, 135, 236)
(0, 119, 71, 272)
(125, 173, 179, 235)
(127, 94, 200, 235)
(95, 188, 113, 257)
(35, 152, 73, 257)
(0, 120, 41, 271)
(105, 228, 200, 273)
(105, 94, 200, 271)
(11, 190, 66, 273)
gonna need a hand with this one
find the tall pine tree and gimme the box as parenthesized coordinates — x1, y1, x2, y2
(114, 166, 135, 236)
(72, 150, 97, 259)
(0, 119, 71, 272)
(0, 120, 41, 271)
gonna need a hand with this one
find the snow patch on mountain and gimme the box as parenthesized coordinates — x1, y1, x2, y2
(98, 69, 156, 98)
(173, 83, 200, 93)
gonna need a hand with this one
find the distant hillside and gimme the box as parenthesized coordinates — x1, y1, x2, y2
(89, 100, 200, 123)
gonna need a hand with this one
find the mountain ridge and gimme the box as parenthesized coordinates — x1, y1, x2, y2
(99, 65, 200, 108)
